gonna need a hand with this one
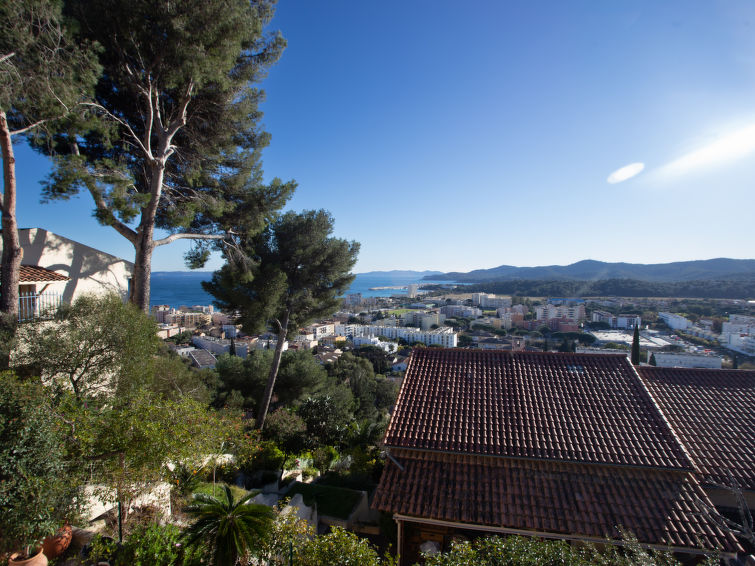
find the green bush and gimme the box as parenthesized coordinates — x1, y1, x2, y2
(300, 526, 384, 566)
(249, 440, 286, 472)
(0, 372, 81, 556)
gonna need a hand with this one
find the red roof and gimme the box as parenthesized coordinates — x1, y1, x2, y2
(384, 349, 692, 470)
(638, 366, 755, 491)
(374, 349, 740, 553)
(19, 265, 69, 283)
(374, 449, 736, 551)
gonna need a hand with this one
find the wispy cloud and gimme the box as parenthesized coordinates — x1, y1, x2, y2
(607, 162, 645, 184)
(657, 122, 755, 179)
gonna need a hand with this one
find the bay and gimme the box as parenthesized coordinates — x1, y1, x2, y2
(150, 270, 453, 308)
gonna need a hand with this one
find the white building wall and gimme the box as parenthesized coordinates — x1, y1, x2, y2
(653, 352, 723, 369)
(10, 228, 133, 303)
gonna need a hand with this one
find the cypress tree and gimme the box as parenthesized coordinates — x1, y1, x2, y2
(631, 325, 641, 365)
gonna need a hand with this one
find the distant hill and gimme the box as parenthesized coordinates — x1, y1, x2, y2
(359, 269, 444, 278)
(426, 258, 755, 283)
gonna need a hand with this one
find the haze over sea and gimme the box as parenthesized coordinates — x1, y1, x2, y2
(150, 271, 451, 309)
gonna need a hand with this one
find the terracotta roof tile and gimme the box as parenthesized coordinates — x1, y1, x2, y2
(19, 265, 69, 282)
(638, 366, 755, 490)
(384, 349, 692, 470)
(373, 448, 739, 552)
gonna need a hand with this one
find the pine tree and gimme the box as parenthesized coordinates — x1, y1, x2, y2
(204, 210, 359, 429)
(1, 0, 99, 318)
(37, 0, 294, 311)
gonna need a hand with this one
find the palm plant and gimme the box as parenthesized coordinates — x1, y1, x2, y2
(183, 484, 274, 566)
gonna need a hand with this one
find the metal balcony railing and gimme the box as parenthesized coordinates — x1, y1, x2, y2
(18, 292, 63, 322)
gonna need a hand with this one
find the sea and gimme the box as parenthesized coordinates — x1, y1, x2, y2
(150, 271, 456, 309)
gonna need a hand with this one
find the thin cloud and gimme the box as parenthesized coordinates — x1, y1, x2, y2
(657, 122, 755, 179)
(607, 162, 645, 184)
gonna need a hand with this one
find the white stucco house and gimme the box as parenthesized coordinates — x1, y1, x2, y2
(1, 228, 133, 318)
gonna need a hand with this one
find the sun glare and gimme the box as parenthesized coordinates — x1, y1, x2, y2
(659, 122, 755, 178)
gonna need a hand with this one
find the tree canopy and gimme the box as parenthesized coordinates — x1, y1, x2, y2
(204, 210, 359, 428)
(1, 0, 99, 318)
(37, 0, 295, 310)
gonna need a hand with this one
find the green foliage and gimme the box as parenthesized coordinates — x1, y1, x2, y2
(63, 387, 229, 507)
(299, 526, 384, 566)
(298, 394, 355, 446)
(86, 523, 203, 566)
(205, 209, 359, 339)
(183, 484, 274, 566)
(192, 482, 248, 503)
(352, 345, 393, 374)
(263, 408, 308, 459)
(421, 534, 713, 566)
(248, 440, 286, 472)
(0, 372, 81, 555)
(258, 505, 315, 565)
(631, 325, 641, 365)
(14, 293, 161, 399)
(213, 348, 329, 410)
(311, 445, 339, 473)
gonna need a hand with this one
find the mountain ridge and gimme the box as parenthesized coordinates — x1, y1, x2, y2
(426, 258, 755, 283)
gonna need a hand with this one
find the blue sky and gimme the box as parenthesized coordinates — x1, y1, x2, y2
(12, 0, 755, 273)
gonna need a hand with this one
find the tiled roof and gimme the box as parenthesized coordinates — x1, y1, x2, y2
(638, 366, 755, 490)
(373, 448, 738, 552)
(19, 265, 69, 282)
(384, 349, 692, 470)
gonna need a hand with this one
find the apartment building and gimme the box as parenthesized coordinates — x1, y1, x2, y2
(591, 310, 642, 329)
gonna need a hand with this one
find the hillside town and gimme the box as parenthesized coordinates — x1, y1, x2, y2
(155, 285, 755, 373)
(3, 1, 755, 565)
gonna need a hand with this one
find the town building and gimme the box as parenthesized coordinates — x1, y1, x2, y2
(535, 303, 585, 322)
(374, 349, 742, 564)
(651, 352, 723, 369)
(440, 305, 481, 319)
(591, 310, 642, 329)
(335, 323, 458, 347)
(472, 293, 512, 309)
(402, 311, 446, 330)
(658, 312, 692, 331)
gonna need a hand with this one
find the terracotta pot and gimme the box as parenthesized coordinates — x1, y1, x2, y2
(9, 549, 49, 566)
(42, 523, 73, 559)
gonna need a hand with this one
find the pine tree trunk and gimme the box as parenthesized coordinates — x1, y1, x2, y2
(0, 111, 22, 319)
(255, 309, 290, 430)
(128, 160, 164, 312)
(129, 235, 154, 312)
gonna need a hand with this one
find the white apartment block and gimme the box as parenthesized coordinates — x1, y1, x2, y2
(335, 323, 458, 347)
(658, 312, 692, 331)
(440, 305, 482, 318)
(591, 310, 641, 330)
(304, 322, 336, 340)
(652, 352, 723, 369)
(345, 293, 362, 306)
(402, 311, 446, 330)
(473, 293, 513, 309)
(536, 304, 585, 322)
(407, 284, 419, 298)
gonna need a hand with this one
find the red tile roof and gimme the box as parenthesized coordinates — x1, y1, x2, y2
(19, 265, 69, 282)
(373, 449, 738, 552)
(384, 349, 692, 470)
(638, 366, 755, 491)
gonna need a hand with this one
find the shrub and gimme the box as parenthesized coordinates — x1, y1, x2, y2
(300, 526, 383, 566)
(0, 372, 81, 557)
